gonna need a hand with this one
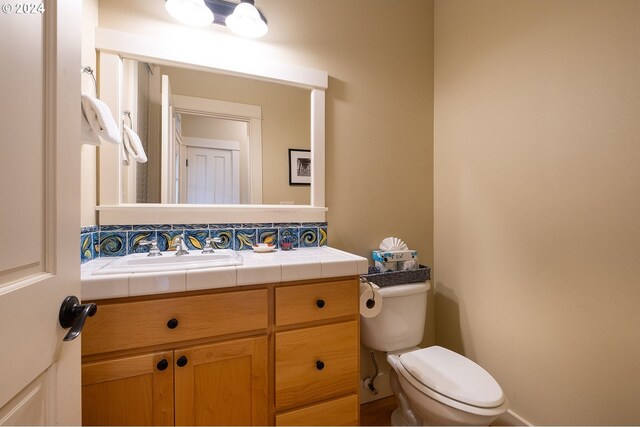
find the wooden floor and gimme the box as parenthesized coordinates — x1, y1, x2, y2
(360, 396, 397, 426)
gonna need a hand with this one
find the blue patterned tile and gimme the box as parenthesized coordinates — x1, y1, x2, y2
(185, 229, 209, 250)
(98, 232, 127, 257)
(100, 225, 133, 232)
(240, 223, 273, 229)
(306, 222, 328, 227)
(299, 227, 319, 248)
(132, 224, 172, 231)
(278, 228, 299, 248)
(81, 225, 98, 234)
(128, 231, 156, 254)
(80, 233, 95, 263)
(274, 222, 302, 228)
(210, 229, 234, 249)
(234, 229, 257, 251)
(157, 230, 183, 251)
(320, 226, 328, 246)
(172, 224, 208, 230)
(257, 228, 278, 246)
(210, 223, 240, 229)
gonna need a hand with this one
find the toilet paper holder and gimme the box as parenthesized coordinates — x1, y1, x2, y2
(360, 277, 377, 309)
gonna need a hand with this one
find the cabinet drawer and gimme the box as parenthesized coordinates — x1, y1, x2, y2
(275, 279, 358, 326)
(83, 289, 268, 355)
(275, 321, 358, 410)
(275, 394, 359, 426)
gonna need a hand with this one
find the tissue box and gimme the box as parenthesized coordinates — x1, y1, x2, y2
(372, 250, 418, 263)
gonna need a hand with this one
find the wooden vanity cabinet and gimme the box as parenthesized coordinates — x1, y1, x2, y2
(81, 289, 269, 426)
(81, 277, 360, 426)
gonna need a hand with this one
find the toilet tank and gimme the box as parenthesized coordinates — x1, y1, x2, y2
(361, 282, 430, 352)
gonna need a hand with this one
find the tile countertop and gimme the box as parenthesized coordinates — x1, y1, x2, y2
(81, 246, 369, 301)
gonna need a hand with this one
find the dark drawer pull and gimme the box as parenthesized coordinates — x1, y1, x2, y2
(316, 299, 325, 309)
(167, 318, 179, 329)
(176, 356, 188, 367)
(316, 360, 325, 371)
(156, 359, 169, 371)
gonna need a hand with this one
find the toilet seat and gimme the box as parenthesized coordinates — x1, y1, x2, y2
(389, 346, 508, 417)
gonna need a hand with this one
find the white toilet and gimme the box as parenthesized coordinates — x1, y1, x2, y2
(361, 282, 508, 426)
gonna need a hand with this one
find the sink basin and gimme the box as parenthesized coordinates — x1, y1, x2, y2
(93, 250, 242, 275)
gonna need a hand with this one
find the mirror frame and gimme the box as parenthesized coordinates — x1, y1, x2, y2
(94, 28, 328, 225)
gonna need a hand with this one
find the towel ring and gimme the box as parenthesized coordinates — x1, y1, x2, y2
(81, 66, 97, 94)
(123, 110, 132, 127)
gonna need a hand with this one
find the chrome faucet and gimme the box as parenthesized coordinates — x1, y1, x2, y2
(202, 237, 223, 254)
(174, 233, 190, 256)
(139, 239, 162, 257)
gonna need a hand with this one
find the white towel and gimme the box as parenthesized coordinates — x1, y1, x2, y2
(122, 125, 148, 163)
(81, 94, 122, 145)
(81, 106, 100, 146)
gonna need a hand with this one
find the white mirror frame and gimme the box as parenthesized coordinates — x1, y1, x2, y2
(94, 28, 327, 225)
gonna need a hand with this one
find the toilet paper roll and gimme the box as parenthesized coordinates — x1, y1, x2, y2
(359, 281, 383, 318)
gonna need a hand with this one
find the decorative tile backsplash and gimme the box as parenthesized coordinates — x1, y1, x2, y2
(81, 222, 328, 263)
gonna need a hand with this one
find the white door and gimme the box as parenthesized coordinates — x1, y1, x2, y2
(186, 147, 240, 204)
(0, 1, 82, 425)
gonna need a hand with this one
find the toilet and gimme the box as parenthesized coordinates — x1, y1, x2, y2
(361, 282, 508, 426)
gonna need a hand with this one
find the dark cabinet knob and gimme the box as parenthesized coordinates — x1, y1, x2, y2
(167, 318, 179, 329)
(316, 299, 325, 308)
(176, 356, 188, 367)
(316, 360, 325, 371)
(156, 359, 169, 371)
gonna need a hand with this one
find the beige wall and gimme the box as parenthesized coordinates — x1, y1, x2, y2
(434, 0, 640, 424)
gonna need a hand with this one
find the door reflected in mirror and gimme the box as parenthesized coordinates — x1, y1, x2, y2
(120, 60, 311, 205)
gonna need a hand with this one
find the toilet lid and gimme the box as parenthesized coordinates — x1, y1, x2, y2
(398, 346, 505, 408)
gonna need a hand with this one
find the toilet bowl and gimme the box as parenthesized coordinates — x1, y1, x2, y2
(360, 282, 508, 426)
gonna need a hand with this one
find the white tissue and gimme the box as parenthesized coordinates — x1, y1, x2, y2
(359, 281, 382, 318)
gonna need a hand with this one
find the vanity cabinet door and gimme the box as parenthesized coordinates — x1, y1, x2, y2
(174, 336, 268, 426)
(82, 351, 174, 426)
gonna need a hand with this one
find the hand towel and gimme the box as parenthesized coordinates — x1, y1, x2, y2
(81, 93, 122, 145)
(81, 106, 100, 146)
(122, 125, 148, 163)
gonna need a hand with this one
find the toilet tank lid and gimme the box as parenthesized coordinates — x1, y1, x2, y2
(399, 346, 505, 409)
(376, 282, 430, 297)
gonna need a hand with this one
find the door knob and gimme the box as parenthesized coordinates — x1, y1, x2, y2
(176, 356, 188, 367)
(58, 296, 97, 341)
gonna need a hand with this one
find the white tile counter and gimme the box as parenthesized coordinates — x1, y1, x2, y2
(81, 246, 368, 301)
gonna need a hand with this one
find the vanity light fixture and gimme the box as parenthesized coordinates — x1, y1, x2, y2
(165, 0, 214, 27)
(224, 0, 268, 38)
(164, 0, 268, 38)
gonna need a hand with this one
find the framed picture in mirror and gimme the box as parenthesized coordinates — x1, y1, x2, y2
(289, 149, 311, 186)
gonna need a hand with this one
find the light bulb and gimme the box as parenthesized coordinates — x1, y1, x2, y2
(225, 1, 268, 38)
(165, 0, 214, 27)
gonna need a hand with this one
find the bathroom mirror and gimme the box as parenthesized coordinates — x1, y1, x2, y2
(120, 60, 311, 206)
(95, 28, 328, 224)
